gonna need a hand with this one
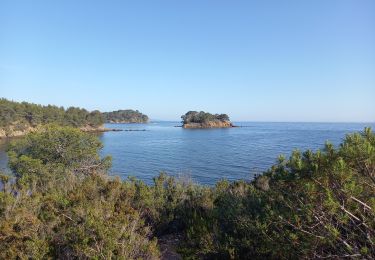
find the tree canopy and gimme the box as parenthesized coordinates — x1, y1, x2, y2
(103, 109, 149, 123)
(0, 98, 104, 128)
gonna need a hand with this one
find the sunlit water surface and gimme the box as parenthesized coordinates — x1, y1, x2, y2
(1, 122, 374, 185)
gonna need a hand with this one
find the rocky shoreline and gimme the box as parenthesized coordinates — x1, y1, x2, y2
(0, 125, 123, 139)
(182, 121, 233, 129)
(79, 125, 122, 133)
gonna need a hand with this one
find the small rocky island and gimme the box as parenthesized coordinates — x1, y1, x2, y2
(103, 110, 149, 123)
(181, 111, 233, 128)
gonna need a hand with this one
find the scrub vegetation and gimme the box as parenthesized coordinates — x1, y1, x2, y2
(0, 125, 374, 259)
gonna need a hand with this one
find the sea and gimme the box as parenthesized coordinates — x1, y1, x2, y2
(1, 122, 374, 185)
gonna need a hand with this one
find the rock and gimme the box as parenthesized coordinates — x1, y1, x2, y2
(182, 121, 233, 129)
(79, 125, 107, 132)
(255, 176, 270, 191)
(0, 124, 38, 138)
(0, 129, 6, 139)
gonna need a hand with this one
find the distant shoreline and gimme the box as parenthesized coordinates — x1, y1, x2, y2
(0, 125, 123, 139)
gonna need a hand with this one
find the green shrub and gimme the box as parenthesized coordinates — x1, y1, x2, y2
(0, 126, 159, 259)
(176, 128, 375, 259)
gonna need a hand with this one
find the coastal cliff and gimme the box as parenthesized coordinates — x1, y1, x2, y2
(0, 124, 38, 138)
(181, 111, 233, 129)
(183, 121, 232, 128)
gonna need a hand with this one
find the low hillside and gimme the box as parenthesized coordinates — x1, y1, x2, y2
(103, 109, 149, 123)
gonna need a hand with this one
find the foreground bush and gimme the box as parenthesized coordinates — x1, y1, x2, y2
(0, 125, 159, 259)
(175, 128, 375, 259)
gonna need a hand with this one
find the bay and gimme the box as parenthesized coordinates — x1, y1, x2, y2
(1, 122, 374, 185)
(99, 122, 374, 184)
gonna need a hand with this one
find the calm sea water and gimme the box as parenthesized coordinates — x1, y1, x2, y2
(1, 122, 374, 184)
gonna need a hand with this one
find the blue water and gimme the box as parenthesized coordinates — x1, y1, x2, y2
(1, 122, 374, 184)
(0, 139, 11, 174)
(98, 122, 374, 184)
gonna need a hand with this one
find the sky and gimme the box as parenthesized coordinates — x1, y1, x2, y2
(0, 0, 374, 122)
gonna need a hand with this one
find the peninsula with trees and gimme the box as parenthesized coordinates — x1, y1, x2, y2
(0, 99, 150, 138)
(0, 98, 107, 138)
(181, 111, 233, 128)
(103, 109, 149, 123)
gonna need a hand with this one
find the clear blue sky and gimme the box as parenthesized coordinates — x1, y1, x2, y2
(1, 0, 374, 122)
